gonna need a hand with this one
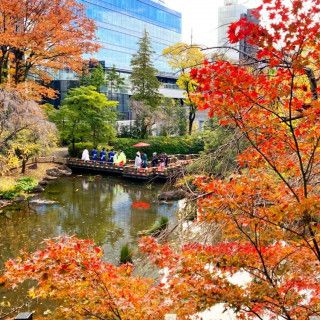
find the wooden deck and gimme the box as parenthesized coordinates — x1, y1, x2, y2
(67, 155, 198, 181)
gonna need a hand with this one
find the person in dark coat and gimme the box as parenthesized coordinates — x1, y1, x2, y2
(141, 152, 148, 168)
(151, 152, 159, 167)
(100, 148, 107, 161)
(91, 148, 98, 160)
(163, 153, 169, 167)
(108, 150, 115, 163)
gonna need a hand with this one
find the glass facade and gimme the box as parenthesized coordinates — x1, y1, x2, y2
(53, 0, 182, 119)
(80, 0, 182, 73)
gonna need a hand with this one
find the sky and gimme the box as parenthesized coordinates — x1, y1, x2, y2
(165, 0, 262, 47)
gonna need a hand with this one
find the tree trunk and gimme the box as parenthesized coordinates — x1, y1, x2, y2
(140, 125, 148, 138)
(305, 67, 318, 100)
(72, 138, 75, 154)
(188, 109, 196, 135)
(21, 159, 26, 174)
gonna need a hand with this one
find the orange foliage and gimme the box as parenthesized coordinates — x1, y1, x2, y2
(4, 237, 170, 320)
(0, 0, 99, 99)
(160, 0, 320, 318)
(3, 1, 320, 319)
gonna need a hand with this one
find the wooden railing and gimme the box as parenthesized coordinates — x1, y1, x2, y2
(66, 156, 195, 180)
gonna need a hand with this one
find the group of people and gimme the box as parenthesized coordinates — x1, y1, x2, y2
(81, 148, 127, 166)
(81, 148, 169, 169)
(134, 152, 168, 169)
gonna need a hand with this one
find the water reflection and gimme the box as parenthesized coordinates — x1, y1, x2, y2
(0, 176, 179, 314)
(0, 175, 178, 267)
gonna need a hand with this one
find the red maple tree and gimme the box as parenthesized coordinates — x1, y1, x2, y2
(142, 0, 320, 318)
(3, 0, 320, 319)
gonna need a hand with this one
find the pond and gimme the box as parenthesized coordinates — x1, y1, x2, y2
(0, 175, 179, 267)
(0, 175, 180, 315)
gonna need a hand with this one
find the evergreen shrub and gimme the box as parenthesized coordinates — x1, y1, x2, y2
(69, 136, 204, 159)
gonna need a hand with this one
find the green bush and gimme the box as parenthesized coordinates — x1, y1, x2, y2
(68, 142, 94, 158)
(110, 136, 204, 159)
(15, 177, 37, 192)
(0, 177, 37, 200)
(69, 136, 204, 159)
(0, 190, 18, 200)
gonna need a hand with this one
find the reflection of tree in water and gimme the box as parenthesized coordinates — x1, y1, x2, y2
(128, 183, 166, 238)
(0, 176, 180, 314)
(0, 178, 179, 265)
(0, 203, 59, 267)
(46, 176, 124, 246)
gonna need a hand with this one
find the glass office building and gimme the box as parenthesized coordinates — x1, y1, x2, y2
(53, 0, 182, 119)
(82, 0, 181, 73)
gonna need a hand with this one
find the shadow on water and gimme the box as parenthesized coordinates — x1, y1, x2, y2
(0, 175, 179, 315)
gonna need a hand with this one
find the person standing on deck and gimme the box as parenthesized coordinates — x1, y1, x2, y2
(151, 152, 159, 167)
(141, 152, 148, 168)
(163, 153, 169, 167)
(108, 150, 115, 163)
(135, 152, 142, 168)
(81, 148, 90, 161)
(116, 150, 126, 166)
(113, 151, 118, 165)
(91, 148, 98, 160)
(100, 148, 107, 161)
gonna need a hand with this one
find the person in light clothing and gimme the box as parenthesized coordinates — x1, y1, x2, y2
(81, 148, 90, 161)
(115, 150, 127, 166)
(134, 152, 142, 168)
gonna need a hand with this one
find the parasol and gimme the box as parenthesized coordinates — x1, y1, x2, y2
(133, 142, 151, 147)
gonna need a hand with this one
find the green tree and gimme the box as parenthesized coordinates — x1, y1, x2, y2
(50, 86, 117, 151)
(130, 30, 162, 138)
(159, 98, 187, 136)
(10, 125, 57, 174)
(80, 64, 106, 91)
(106, 65, 125, 100)
(163, 43, 205, 134)
(187, 118, 247, 177)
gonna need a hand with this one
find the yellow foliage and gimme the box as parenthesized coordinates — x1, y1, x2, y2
(162, 42, 205, 71)
(0, 177, 15, 192)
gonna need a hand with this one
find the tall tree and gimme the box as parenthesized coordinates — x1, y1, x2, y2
(163, 43, 205, 134)
(106, 65, 125, 100)
(80, 63, 106, 91)
(130, 30, 162, 138)
(50, 86, 117, 150)
(0, 0, 98, 99)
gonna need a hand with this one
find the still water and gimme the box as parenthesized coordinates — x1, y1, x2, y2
(0, 175, 179, 267)
(0, 175, 179, 315)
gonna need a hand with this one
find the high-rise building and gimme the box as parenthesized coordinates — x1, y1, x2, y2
(239, 8, 260, 62)
(218, 0, 246, 61)
(52, 0, 183, 120)
(83, 0, 181, 73)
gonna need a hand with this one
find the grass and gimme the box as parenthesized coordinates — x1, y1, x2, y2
(138, 216, 169, 237)
(0, 163, 58, 200)
(120, 244, 133, 264)
(0, 177, 37, 199)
